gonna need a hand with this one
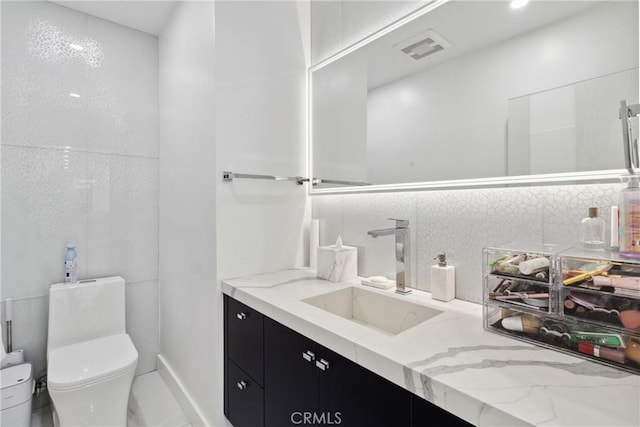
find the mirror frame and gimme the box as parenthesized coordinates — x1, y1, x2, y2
(307, 0, 629, 195)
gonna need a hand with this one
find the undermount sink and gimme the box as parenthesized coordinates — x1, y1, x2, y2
(302, 286, 443, 336)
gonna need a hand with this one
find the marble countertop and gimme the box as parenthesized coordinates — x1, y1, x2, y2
(221, 269, 640, 427)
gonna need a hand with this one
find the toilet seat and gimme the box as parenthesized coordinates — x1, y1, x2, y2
(48, 334, 138, 392)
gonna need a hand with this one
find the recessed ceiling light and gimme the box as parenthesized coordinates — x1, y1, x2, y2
(69, 43, 84, 51)
(510, 0, 529, 9)
(69, 93, 81, 98)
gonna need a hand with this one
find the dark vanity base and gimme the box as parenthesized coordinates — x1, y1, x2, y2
(224, 294, 472, 427)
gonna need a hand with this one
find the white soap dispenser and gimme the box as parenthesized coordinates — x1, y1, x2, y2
(430, 253, 455, 302)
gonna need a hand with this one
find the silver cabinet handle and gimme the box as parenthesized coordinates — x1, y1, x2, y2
(316, 358, 330, 371)
(236, 312, 247, 320)
(237, 380, 247, 390)
(302, 350, 315, 362)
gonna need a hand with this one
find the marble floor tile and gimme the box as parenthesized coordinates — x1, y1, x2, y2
(30, 371, 189, 427)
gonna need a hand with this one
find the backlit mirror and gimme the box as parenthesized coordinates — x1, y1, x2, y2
(310, 0, 639, 192)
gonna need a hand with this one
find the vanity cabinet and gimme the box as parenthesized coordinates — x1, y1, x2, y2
(224, 297, 265, 427)
(224, 294, 472, 427)
(264, 317, 411, 427)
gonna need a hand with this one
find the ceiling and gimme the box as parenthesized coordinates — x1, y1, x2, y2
(361, 0, 604, 89)
(48, 0, 177, 35)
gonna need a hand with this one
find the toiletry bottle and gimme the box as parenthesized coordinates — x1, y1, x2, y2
(619, 175, 640, 259)
(579, 207, 605, 251)
(64, 243, 77, 283)
(430, 253, 455, 302)
(610, 205, 619, 252)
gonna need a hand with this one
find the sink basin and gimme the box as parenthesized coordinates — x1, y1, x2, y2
(302, 286, 443, 336)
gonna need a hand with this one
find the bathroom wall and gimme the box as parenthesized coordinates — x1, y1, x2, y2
(158, 1, 217, 425)
(1, 0, 159, 383)
(215, 0, 309, 280)
(159, 1, 308, 425)
(310, 0, 632, 303)
(313, 183, 622, 303)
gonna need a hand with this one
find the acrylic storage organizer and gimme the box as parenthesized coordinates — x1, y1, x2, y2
(483, 244, 640, 375)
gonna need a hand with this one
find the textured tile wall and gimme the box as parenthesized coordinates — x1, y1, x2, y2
(1, 1, 159, 378)
(312, 182, 622, 304)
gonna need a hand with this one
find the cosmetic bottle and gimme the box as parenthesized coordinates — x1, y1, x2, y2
(579, 207, 605, 251)
(619, 175, 640, 259)
(430, 253, 455, 301)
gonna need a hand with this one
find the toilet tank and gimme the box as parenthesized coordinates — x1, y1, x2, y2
(48, 276, 126, 354)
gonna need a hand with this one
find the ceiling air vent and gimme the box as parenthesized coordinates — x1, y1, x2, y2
(395, 29, 451, 61)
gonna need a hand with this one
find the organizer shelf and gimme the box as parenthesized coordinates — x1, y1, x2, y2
(483, 244, 640, 375)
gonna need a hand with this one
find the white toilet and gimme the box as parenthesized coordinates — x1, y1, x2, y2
(47, 276, 138, 426)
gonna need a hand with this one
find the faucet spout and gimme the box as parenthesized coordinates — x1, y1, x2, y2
(367, 218, 412, 295)
(367, 228, 398, 238)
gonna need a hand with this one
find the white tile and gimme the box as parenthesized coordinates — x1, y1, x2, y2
(310, 0, 343, 64)
(126, 280, 159, 376)
(128, 371, 190, 427)
(340, 1, 427, 49)
(86, 153, 159, 283)
(2, 296, 49, 382)
(312, 195, 343, 247)
(215, 0, 306, 87)
(85, 16, 159, 157)
(341, 192, 416, 282)
(1, 1, 90, 151)
(1, 145, 89, 299)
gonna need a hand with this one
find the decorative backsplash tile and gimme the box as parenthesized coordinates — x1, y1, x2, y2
(312, 182, 625, 304)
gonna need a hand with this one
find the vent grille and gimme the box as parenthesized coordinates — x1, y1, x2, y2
(395, 29, 450, 61)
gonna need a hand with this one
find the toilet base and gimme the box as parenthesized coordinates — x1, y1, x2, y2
(48, 367, 135, 427)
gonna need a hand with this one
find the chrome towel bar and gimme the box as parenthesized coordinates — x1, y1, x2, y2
(222, 171, 369, 187)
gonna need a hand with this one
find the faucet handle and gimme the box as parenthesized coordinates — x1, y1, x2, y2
(388, 218, 409, 227)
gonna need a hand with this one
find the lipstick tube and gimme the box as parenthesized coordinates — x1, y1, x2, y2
(577, 342, 626, 364)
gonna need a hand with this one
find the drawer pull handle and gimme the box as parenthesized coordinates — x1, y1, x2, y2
(316, 358, 330, 371)
(302, 350, 315, 362)
(237, 380, 247, 390)
(236, 312, 247, 320)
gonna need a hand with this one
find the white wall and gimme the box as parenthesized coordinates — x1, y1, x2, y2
(215, 0, 309, 281)
(159, 1, 308, 425)
(366, 1, 638, 183)
(158, 1, 218, 425)
(1, 0, 159, 386)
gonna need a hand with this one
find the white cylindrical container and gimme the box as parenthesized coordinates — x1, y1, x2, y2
(518, 257, 549, 275)
(0, 363, 33, 427)
(310, 219, 319, 270)
(431, 253, 455, 302)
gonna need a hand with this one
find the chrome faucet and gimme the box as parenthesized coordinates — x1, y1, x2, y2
(367, 218, 412, 295)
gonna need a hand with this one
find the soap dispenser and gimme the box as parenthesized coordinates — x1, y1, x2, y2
(431, 253, 455, 302)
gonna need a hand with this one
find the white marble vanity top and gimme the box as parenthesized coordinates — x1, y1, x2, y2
(221, 269, 640, 427)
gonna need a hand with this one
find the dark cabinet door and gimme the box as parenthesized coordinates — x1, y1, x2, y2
(318, 345, 411, 427)
(227, 360, 264, 427)
(227, 296, 264, 386)
(264, 318, 319, 427)
(411, 393, 473, 427)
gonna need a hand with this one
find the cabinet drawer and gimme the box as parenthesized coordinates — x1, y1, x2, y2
(227, 297, 264, 385)
(227, 360, 264, 427)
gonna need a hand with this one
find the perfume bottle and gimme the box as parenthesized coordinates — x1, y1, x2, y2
(619, 175, 640, 259)
(580, 207, 605, 251)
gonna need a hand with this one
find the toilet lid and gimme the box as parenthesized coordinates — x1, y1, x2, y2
(48, 334, 138, 391)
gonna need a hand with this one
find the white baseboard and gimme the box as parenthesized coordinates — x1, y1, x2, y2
(156, 354, 209, 427)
